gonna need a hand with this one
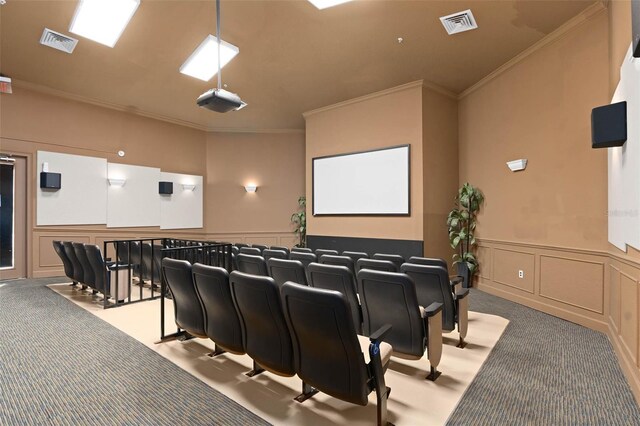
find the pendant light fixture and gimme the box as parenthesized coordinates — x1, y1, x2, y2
(196, 0, 247, 113)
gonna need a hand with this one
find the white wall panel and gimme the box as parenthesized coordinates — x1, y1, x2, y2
(107, 163, 161, 228)
(36, 151, 107, 225)
(160, 172, 203, 229)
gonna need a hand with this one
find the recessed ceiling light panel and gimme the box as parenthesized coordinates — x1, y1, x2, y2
(440, 9, 478, 35)
(308, 0, 352, 10)
(180, 35, 239, 82)
(69, 0, 140, 48)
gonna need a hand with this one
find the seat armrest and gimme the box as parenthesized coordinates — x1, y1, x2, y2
(369, 324, 392, 344)
(450, 276, 463, 287)
(455, 288, 470, 300)
(423, 302, 443, 318)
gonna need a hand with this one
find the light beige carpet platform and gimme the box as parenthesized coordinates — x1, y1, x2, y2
(50, 283, 508, 425)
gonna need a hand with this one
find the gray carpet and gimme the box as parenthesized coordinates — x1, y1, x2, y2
(447, 289, 640, 425)
(0, 277, 269, 426)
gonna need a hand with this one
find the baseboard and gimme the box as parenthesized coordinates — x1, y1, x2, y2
(475, 282, 609, 333)
(608, 320, 640, 405)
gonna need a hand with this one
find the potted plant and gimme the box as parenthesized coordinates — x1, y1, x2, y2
(291, 195, 307, 248)
(447, 183, 484, 288)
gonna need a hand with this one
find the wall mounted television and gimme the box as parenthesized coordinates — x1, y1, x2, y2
(312, 145, 410, 216)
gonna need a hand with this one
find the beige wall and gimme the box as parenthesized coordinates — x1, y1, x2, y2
(609, 0, 632, 96)
(204, 131, 305, 248)
(1, 88, 304, 277)
(422, 86, 458, 262)
(304, 82, 425, 242)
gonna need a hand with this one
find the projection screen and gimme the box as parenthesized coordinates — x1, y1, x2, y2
(312, 145, 410, 215)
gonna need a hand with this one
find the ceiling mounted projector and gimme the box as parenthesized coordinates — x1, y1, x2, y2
(197, 88, 247, 112)
(197, 0, 246, 113)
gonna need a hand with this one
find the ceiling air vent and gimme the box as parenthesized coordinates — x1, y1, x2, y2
(39, 28, 78, 54)
(440, 9, 478, 35)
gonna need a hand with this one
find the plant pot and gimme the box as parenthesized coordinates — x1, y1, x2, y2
(457, 262, 471, 289)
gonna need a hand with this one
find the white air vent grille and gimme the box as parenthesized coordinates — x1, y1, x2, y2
(440, 9, 478, 35)
(40, 28, 78, 54)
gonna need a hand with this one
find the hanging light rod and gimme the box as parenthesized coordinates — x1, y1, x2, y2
(196, 0, 247, 113)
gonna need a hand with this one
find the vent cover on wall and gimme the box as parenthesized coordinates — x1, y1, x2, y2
(440, 9, 478, 35)
(40, 28, 78, 54)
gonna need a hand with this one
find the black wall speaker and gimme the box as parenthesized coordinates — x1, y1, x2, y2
(159, 181, 173, 194)
(40, 172, 61, 190)
(591, 101, 627, 149)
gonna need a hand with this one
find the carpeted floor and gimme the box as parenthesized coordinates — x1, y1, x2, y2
(448, 290, 640, 424)
(0, 277, 268, 426)
(2, 277, 639, 425)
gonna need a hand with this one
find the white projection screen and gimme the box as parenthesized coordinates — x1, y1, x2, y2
(313, 145, 410, 215)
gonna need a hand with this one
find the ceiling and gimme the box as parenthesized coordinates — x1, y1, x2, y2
(0, 0, 596, 131)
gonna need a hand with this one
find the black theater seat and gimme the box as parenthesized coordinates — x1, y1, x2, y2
(52, 240, 76, 285)
(236, 254, 268, 276)
(372, 253, 405, 271)
(356, 258, 398, 273)
(319, 254, 356, 275)
(263, 249, 288, 262)
(63, 241, 84, 287)
(162, 258, 206, 338)
(266, 258, 308, 287)
(73, 242, 95, 291)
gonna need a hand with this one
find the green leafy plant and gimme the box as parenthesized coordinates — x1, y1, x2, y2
(291, 195, 307, 248)
(447, 183, 484, 275)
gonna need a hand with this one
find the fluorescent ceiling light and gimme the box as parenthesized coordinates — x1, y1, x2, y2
(69, 0, 140, 48)
(308, 0, 352, 10)
(180, 35, 239, 82)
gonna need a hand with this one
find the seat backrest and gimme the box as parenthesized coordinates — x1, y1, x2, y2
(319, 254, 355, 275)
(231, 246, 239, 256)
(251, 244, 269, 252)
(342, 251, 369, 263)
(289, 251, 317, 269)
(114, 241, 131, 264)
(291, 247, 312, 253)
(161, 258, 206, 337)
(263, 249, 288, 262)
(356, 258, 398, 273)
(229, 271, 295, 376)
(267, 258, 307, 287)
(407, 256, 448, 270)
(236, 254, 268, 276)
(307, 263, 362, 334)
(52, 241, 74, 280)
(239, 246, 262, 256)
(85, 244, 107, 293)
(372, 253, 405, 270)
(315, 248, 339, 257)
(73, 242, 95, 287)
(235, 243, 250, 249)
(63, 241, 83, 283)
(357, 269, 425, 357)
(400, 263, 455, 331)
(129, 241, 143, 277)
(192, 263, 244, 354)
(141, 243, 162, 283)
(270, 246, 290, 257)
(281, 282, 369, 405)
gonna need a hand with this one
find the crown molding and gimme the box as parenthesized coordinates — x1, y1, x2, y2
(458, 1, 607, 100)
(303, 79, 456, 119)
(207, 128, 305, 134)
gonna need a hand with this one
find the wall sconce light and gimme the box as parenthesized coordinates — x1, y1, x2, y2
(182, 183, 196, 191)
(108, 178, 127, 187)
(506, 159, 527, 172)
(245, 184, 257, 193)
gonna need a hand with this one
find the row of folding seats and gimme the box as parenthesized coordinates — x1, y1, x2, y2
(113, 241, 164, 285)
(162, 259, 393, 425)
(233, 252, 469, 348)
(52, 240, 130, 301)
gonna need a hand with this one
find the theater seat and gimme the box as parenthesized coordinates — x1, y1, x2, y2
(307, 263, 363, 334)
(85, 244, 130, 302)
(161, 258, 206, 338)
(263, 249, 288, 262)
(239, 247, 262, 256)
(251, 244, 269, 252)
(407, 256, 447, 269)
(400, 263, 469, 348)
(236, 254, 268, 276)
(229, 271, 295, 377)
(192, 264, 245, 355)
(281, 282, 393, 425)
(315, 248, 338, 257)
(372, 253, 405, 271)
(356, 258, 398, 273)
(357, 269, 444, 381)
(342, 251, 369, 263)
(319, 254, 355, 275)
(52, 241, 76, 285)
(74, 242, 95, 291)
(266, 258, 308, 287)
(235, 243, 250, 249)
(291, 247, 312, 253)
(63, 241, 84, 287)
(270, 246, 290, 257)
